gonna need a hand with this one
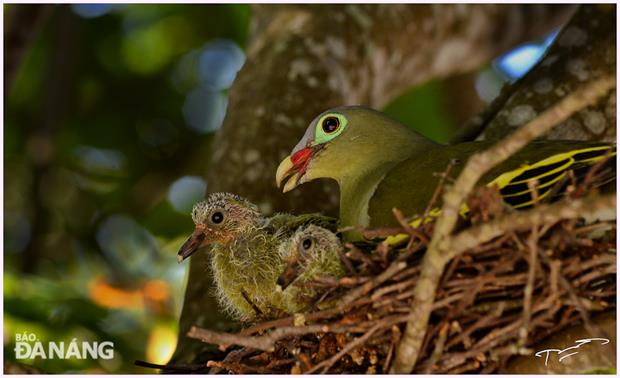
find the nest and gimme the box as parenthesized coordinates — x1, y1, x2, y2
(181, 184, 616, 374)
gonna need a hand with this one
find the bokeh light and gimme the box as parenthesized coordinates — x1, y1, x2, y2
(96, 215, 159, 279)
(198, 39, 245, 91)
(493, 29, 559, 82)
(168, 176, 207, 213)
(74, 145, 125, 174)
(182, 87, 228, 133)
(71, 4, 117, 19)
(146, 324, 178, 365)
(476, 30, 559, 102)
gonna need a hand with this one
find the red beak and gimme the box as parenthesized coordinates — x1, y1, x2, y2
(276, 146, 316, 192)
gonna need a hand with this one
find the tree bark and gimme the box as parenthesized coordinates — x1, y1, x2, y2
(454, 5, 616, 143)
(170, 4, 575, 365)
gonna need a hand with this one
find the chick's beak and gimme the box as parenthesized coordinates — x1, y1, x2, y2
(275, 147, 315, 193)
(277, 254, 300, 291)
(177, 226, 207, 263)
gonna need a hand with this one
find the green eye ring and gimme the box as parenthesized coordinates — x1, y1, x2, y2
(313, 113, 348, 145)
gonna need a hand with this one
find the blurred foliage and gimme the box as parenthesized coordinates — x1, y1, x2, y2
(383, 80, 456, 143)
(3, 3, 513, 374)
(4, 4, 250, 373)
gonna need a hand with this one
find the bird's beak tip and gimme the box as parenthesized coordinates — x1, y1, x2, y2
(282, 176, 300, 193)
(177, 230, 206, 263)
(275, 156, 294, 190)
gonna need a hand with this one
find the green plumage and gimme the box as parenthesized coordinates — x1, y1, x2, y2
(276, 106, 615, 237)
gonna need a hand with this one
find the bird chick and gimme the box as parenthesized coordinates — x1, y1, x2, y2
(177, 193, 285, 320)
(277, 225, 346, 314)
(177, 192, 337, 320)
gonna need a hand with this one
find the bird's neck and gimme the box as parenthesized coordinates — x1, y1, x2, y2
(338, 168, 387, 238)
(337, 131, 437, 236)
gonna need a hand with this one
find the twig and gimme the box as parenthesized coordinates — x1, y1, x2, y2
(240, 288, 264, 317)
(189, 322, 363, 352)
(390, 75, 616, 373)
(345, 243, 377, 269)
(576, 151, 615, 196)
(382, 325, 401, 373)
(519, 215, 540, 348)
(393, 207, 430, 244)
(209, 347, 256, 374)
(371, 277, 417, 300)
(423, 322, 449, 373)
(329, 261, 407, 308)
(240, 296, 375, 336)
(336, 245, 356, 275)
(134, 359, 207, 373)
(423, 159, 459, 219)
(362, 227, 407, 239)
(446, 302, 506, 349)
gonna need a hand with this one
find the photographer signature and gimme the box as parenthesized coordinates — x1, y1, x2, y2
(535, 338, 610, 366)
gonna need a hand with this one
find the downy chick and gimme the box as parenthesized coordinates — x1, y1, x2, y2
(277, 224, 346, 313)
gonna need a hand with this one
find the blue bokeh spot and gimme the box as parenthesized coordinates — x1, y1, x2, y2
(71, 4, 116, 18)
(198, 40, 245, 91)
(494, 30, 559, 81)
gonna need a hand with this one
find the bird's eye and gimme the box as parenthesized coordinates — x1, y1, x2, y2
(322, 116, 340, 134)
(211, 211, 224, 224)
(301, 238, 313, 250)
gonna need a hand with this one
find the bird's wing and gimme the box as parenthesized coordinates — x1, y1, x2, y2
(487, 145, 616, 209)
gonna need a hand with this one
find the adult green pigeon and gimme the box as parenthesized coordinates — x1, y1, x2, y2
(275, 106, 615, 238)
(177, 192, 336, 320)
(277, 224, 346, 313)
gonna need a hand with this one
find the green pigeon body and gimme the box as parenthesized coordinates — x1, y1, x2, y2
(276, 106, 615, 237)
(277, 225, 346, 314)
(177, 192, 337, 320)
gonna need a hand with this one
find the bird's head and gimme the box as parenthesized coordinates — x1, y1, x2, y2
(277, 225, 342, 290)
(275, 106, 426, 193)
(177, 192, 262, 262)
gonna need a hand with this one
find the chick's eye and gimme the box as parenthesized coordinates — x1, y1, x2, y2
(322, 116, 339, 133)
(301, 238, 313, 250)
(211, 211, 224, 224)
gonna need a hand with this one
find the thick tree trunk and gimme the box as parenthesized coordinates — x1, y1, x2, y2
(171, 4, 575, 365)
